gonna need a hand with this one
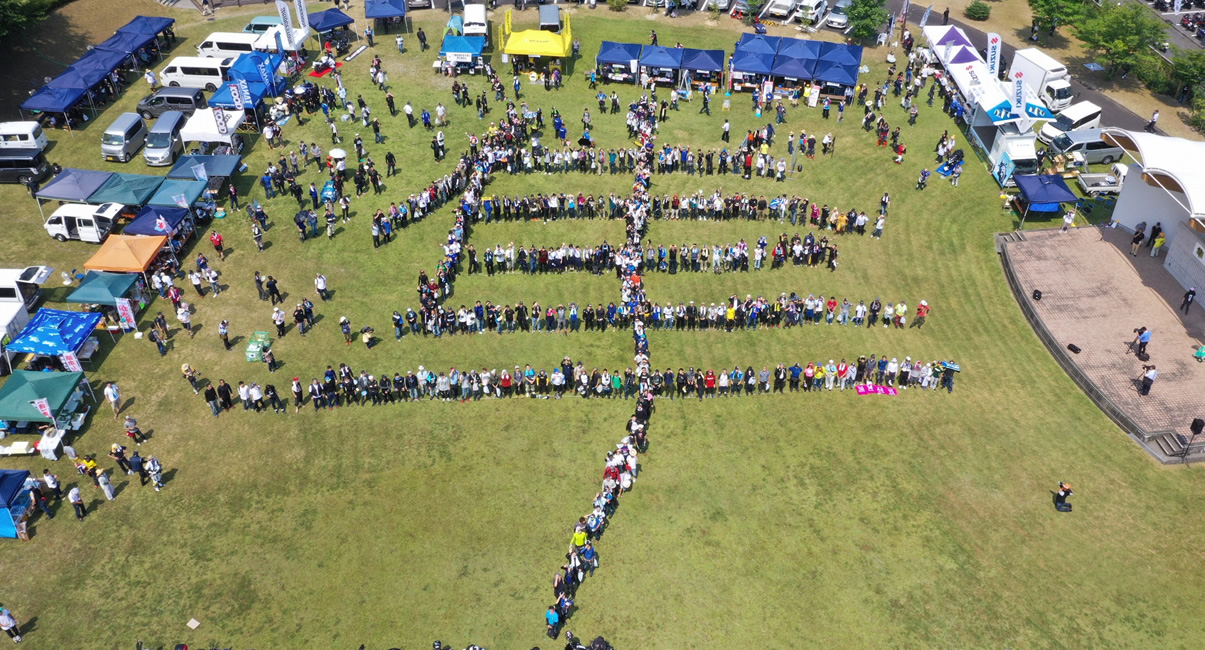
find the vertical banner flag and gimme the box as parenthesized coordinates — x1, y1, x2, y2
(255, 59, 274, 94)
(173, 194, 189, 208)
(986, 33, 1002, 78)
(30, 398, 53, 419)
(943, 40, 952, 64)
(276, 1, 297, 51)
(1175, 0, 1183, 13)
(191, 163, 208, 182)
(294, 0, 310, 33)
(900, 0, 910, 28)
(60, 352, 82, 372)
(116, 298, 137, 329)
(213, 107, 229, 136)
(919, 3, 933, 27)
(227, 82, 245, 110)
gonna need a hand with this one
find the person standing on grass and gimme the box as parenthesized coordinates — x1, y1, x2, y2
(129, 451, 148, 486)
(104, 382, 121, 418)
(204, 383, 220, 417)
(273, 308, 286, 337)
(176, 304, 193, 338)
(417, 27, 428, 51)
(68, 486, 86, 521)
(0, 606, 22, 643)
(266, 276, 283, 304)
(42, 469, 62, 499)
(147, 456, 164, 491)
(315, 274, 330, 301)
(545, 605, 560, 639)
(218, 319, 232, 350)
(97, 470, 116, 501)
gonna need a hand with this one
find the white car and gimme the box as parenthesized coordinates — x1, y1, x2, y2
(826, 0, 851, 28)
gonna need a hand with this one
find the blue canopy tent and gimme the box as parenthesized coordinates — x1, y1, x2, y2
(735, 33, 783, 56)
(680, 48, 724, 89)
(148, 179, 208, 209)
(816, 41, 861, 65)
(229, 51, 285, 96)
(209, 80, 270, 110)
(310, 8, 355, 34)
(0, 470, 31, 539)
(118, 16, 175, 36)
(46, 67, 110, 92)
(639, 46, 682, 85)
(439, 36, 486, 69)
(812, 60, 859, 87)
(65, 271, 139, 304)
(597, 41, 643, 83)
(770, 55, 815, 83)
(87, 173, 164, 206)
(8, 309, 104, 357)
(18, 86, 89, 124)
(167, 155, 241, 181)
(72, 47, 132, 75)
(1014, 174, 1078, 226)
(731, 50, 775, 76)
(365, 0, 406, 32)
(33, 169, 114, 220)
(124, 204, 195, 253)
(777, 38, 821, 61)
(95, 30, 159, 67)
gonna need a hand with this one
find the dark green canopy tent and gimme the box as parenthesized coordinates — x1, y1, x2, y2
(65, 271, 138, 304)
(0, 371, 86, 423)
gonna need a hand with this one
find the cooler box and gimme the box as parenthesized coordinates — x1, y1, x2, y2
(246, 331, 271, 362)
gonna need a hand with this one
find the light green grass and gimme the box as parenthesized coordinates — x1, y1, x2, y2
(0, 5, 1201, 649)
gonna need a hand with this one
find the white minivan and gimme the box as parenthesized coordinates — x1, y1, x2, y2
(464, 4, 489, 44)
(196, 32, 259, 59)
(1038, 100, 1103, 144)
(44, 203, 126, 243)
(0, 122, 48, 151)
(160, 56, 235, 92)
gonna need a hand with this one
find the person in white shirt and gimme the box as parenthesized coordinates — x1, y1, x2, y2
(0, 606, 21, 643)
(315, 274, 329, 300)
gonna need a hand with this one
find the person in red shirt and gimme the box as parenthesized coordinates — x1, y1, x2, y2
(209, 230, 225, 261)
(826, 297, 838, 324)
(912, 300, 930, 330)
(703, 370, 716, 397)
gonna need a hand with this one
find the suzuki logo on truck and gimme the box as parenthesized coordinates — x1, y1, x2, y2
(965, 64, 980, 85)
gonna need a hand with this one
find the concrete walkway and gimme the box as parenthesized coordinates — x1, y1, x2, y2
(1007, 226, 1205, 441)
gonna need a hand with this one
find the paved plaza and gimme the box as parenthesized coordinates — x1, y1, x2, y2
(1006, 226, 1205, 446)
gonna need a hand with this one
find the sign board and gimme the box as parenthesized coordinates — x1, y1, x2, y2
(275, 1, 297, 51)
(116, 298, 137, 328)
(29, 398, 53, 419)
(808, 85, 821, 107)
(446, 52, 473, 64)
(60, 351, 81, 372)
(227, 82, 245, 110)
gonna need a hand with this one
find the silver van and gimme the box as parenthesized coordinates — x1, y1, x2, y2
(144, 111, 186, 167)
(1049, 128, 1125, 166)
(137, 87, 206, 120)
(101, 113, 147, 163)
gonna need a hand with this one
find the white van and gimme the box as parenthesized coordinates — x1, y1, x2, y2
(796, 0, 829, 24)
(1038, 100, 1102, 144)
(464, 5, 489, 44)
(44, 203, 126, 244)
(160, 56, 235, 92)
(0, 122, 48, 151)
(196, 32, 259, 59)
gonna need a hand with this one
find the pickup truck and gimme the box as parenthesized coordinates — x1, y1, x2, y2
(1076, 163, 1127, 197)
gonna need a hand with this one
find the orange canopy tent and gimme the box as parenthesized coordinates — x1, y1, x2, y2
(84, 234, 169, 273)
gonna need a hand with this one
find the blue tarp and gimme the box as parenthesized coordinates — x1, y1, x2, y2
(440, 35, 485, 57)
(46, 67, 109, 92)
(20, 86, 89, 113)
(365, 0, 406, 19)
(167, 155, 241, 180)
(731, 50, 775, 75)
(817, 41, 860, 65)
(209, 80, 270, 109)
(71, 48, 130, 74)
(639, 46, 683, 70)
(0, 470, 30, 506)
(812, 60, 859, 86)
(771, 55, 814, 81)
(95, 30, 157, 56)
(1014, 174, 1077, 212)
(7, 309, 104, 356)
(735, 33, 782, 56)
(148, 179, 208, 208)
(777, 39, 821, 61)
(36, 169, 113, 202)
(681, 48, 724, 73)
(310, 8, 355, 33)
(118, 15, 175, 35)
(125, 205, 191, 236)
(597, 41, 643, 66)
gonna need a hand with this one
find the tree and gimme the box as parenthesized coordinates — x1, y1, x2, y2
(846, 0, 888, 42)
(1172, 47, 1205, 91)
(0, 0, 53, 43)
(1076, 2, 1166, 79)
(1028, 0, 1086, 33)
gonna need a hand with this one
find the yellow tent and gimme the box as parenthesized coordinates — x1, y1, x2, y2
(503, 29, 571, 58)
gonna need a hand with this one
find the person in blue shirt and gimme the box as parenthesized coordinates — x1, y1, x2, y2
(545, 606, 560, 639)
(788, 363, 803, 391)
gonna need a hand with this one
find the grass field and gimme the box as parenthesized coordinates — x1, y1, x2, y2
(0, 4, 1203, 649)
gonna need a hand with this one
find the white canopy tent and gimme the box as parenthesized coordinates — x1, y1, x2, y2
(255, 25, 314, 53)
(180, 108, 246, 146)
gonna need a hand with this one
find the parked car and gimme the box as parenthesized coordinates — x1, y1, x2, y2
(136, 87, 206, 120)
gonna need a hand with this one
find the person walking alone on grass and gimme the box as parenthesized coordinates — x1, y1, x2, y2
(0, 606, 22, 643)
(104, 382, 121, 418)
(68, 486, 86, 520)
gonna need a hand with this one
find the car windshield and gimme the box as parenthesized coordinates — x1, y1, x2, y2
(833, 3, 849, 14)
(1053, 86, 1073, 100)
(1013, 157, 1039, 175)
(1053, 114, 1076, 130)
(1051, 134, 1073, 152)
(146, 132, 172, 148)
(102, 133, 125, 146)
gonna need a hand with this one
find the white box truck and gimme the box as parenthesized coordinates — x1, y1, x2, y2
(1009, 48, 1073, 112)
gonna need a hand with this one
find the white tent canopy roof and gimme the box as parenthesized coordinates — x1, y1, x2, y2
(180, 108, 245, 146)
(254, 25, 313, 52)
(1102, 128, 1205, 218)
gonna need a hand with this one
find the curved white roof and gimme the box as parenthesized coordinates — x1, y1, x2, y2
(1102, 128, 1205, 218)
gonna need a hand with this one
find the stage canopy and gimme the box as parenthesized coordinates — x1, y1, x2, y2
(0, 372, 85, 423)
(66, 271, 139, 304)
(124, 205, 191, 237)
(923, 25, 975, 49)
(148, 179, 208, 208)
(84, 234, 168, 273)
(365, 0, 407, 19)
(7, 309, 103, 356)
(167, 155, 241, 181)
(20, 86, 88, 113)
(597, 41, 642, 66)
(36, 169, 113, 203)
(1014, 174, 1077, 212)
(639, 46, 683, 70)
(87, 172, 164, 205)
(731, 50, 775, 75)
(680, 48, 724, 73)
(309, 8, 354, 32)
